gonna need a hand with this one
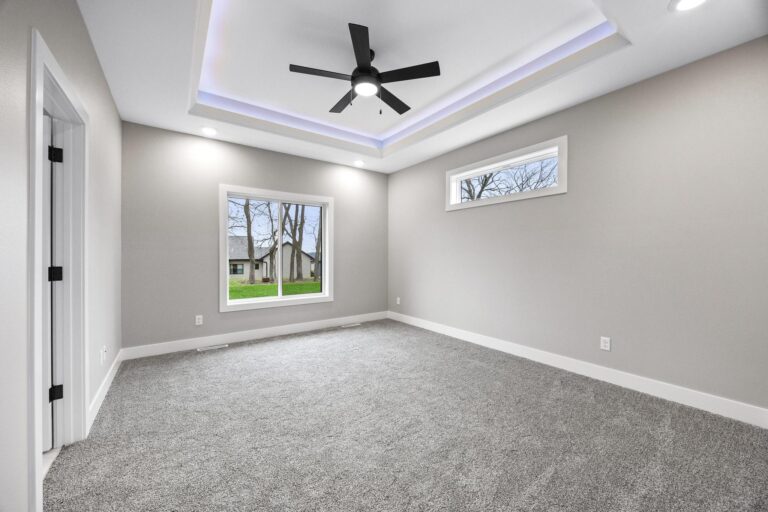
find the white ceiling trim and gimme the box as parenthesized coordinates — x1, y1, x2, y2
(379, 22, 621, 146)
(189, 95, 382, 157)
(381, 26, 629, 157)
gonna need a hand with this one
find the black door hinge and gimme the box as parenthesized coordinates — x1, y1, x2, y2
(48, 145, 63, 163)
(49, 384, 64, 402)
(48, 266, 63, 282)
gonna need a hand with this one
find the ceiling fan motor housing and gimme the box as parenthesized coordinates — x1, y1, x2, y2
(352, 67, 381, 90)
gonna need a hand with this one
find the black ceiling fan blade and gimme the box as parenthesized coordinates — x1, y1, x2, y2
(330, 89, 358, 113)
(348, 23, 371, 68)
(379, 87, 410, 115)
(289, 64, 351, 81)
(380, 61, 441, 83)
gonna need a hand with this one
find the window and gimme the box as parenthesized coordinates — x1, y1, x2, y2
(446, 136, 567, 211)
(220, 185, 333, 312)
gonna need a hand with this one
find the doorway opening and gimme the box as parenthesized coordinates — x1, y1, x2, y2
(41, 112, 66, 465)
(29, 31, 88, 511)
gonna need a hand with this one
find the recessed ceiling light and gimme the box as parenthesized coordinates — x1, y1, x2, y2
(201, 127, 217, 137)
(669, 0, 707, 11)
(353, 160, 365, 167)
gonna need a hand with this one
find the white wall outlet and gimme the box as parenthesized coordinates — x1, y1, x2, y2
(396, 297, 401, 305)
(195, 314, 204, 326)
(600, 336, 611, 351)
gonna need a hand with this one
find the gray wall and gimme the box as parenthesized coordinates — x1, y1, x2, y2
(121, 123, 388, 347)
(388, 37, 768, 409)
(0, 0, 122, 509)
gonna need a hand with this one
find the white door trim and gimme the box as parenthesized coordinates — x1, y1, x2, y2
(28, 30, 89, 512)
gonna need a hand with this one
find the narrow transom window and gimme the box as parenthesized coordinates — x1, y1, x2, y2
(219, 185, 333, 312)
(446, 136, 567, 211)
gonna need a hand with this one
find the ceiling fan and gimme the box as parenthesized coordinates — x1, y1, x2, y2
(289, 23, 441, 115)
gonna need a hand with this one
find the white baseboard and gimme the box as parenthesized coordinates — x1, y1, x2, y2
(86, 352, 123, 434)
(387, 311, 768, 429)
(120, 311, 389, 361)
(87, 310, 767, 431)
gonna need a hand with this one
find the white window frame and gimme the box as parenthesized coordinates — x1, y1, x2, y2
(445, 136, 567, 211)
(219, 184, 334, 312)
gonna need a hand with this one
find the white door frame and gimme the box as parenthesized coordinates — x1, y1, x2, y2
(27, 30, 89, 512)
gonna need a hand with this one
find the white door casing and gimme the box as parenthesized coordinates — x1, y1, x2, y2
(29, 30, 89, 512)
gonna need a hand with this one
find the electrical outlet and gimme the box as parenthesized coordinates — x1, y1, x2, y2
(195, 314, 204, 326)
(600, 336, 611, 351)
(396, 297, 401, 305)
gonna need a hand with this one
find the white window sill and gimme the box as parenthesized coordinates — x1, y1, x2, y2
(220, 293, 333, 312)
(445, 185, 566, 211)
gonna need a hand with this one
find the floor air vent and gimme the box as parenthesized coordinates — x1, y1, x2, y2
(196, 344, 229, 352)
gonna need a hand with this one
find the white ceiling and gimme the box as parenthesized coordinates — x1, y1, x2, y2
(77, 0, 768, 173)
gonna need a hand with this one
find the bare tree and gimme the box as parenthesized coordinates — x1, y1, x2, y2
(308, 212, 322, 282)
(253, 201, 278, 282)
(461, 172, 505, 201)
(295, 204, 305, 281)
(243, 199, 257, 284)
(282, 204, 299, 282)
(227, 199, 246, 235)
(313, 217, 322, 282)
(266, 205, 278, 282)
(461, 158, 558, 202)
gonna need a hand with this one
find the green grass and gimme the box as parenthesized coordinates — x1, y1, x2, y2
(228, 279, 322, 300)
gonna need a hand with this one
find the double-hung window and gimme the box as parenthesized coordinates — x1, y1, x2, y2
(220, 185, 333, 311)
(446, 136, 567, 210)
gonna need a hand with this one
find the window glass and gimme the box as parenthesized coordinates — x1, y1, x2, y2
(281, 203, 323, 296)
(459, 155, 558, 203)
(223, 188, 330, 310)
(227, 197, 279, 300)
(446, 137, 567, 210)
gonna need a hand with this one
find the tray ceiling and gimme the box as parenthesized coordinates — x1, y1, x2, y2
(77, 0, 768, 172)
(199, 0, 607, 138)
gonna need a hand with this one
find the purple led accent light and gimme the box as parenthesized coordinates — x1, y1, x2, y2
(380, 20, 618, 147)
(197, 12, 616, 151)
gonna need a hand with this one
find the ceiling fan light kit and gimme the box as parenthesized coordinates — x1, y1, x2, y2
(289, 23, 441, 115)
(353, 73, 379, 97)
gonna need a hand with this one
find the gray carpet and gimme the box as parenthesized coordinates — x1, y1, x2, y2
(45, 320, 768, 511)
